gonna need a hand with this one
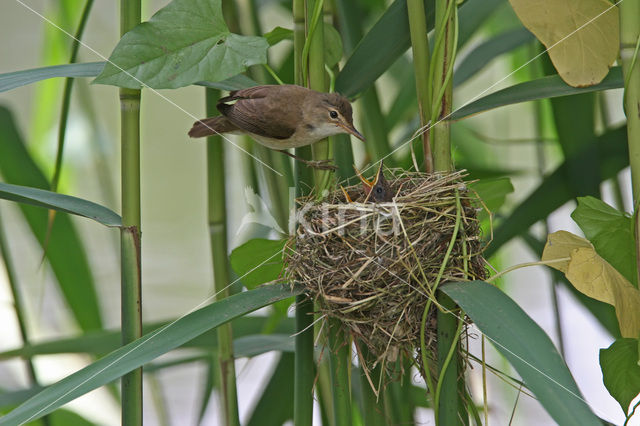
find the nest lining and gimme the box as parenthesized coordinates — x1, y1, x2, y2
(285, 169, 487, 380)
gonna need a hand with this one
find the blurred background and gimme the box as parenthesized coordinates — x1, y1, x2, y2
(0, 0, 635, 424)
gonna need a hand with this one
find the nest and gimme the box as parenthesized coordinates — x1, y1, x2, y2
(284, 169, 487, 386)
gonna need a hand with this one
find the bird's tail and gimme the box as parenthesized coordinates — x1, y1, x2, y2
(188, 116, 238, 138)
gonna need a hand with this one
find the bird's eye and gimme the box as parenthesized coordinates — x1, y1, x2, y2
(375, 187, 383, 194)
(329, 110, 338, 119)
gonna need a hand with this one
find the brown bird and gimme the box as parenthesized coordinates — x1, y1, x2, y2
(188, 85, 365, 169)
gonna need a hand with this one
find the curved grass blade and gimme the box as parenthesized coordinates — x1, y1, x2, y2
(454, 27, 534, 86)
(0, 283, 302, 425)
(0, 106, 102, 332)
(450, 67, 623, 120)
(0, 183, 121, 228)
(442, 281, 600, 426)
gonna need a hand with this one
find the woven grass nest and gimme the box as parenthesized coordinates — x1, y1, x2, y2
(285, 168, 487, 383)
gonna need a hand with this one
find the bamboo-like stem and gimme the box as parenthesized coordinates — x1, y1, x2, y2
(119, 1, 142, 424)
(620, 0, 640, 201)
(51, 0, 94, 192)
(293, 1, 315, 425)
(430, 0, 457, 173)
(430, 0, 464, 423)
(307, 1, 352, 423)
(206, 88, 240, 426)
(619, 0, 640, 285)
(407, 0, 433, 172)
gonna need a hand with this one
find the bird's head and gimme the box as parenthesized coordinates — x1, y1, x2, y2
(305, 92, 365, 142)
(355, 161, 392, 202)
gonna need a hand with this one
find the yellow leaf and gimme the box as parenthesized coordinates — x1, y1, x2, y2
(543, 231, 640, 338)
(541, 230, 592, 274)
(509, 0, 619, 87)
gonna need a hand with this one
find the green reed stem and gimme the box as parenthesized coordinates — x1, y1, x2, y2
(119, 0, 142, 424)
(206, 88, 240, 426)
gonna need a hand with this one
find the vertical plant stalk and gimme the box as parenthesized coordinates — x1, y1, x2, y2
(619, 0, 640, 284)
(430, 0, 457, 172)
(308, 1, 353, 424)
(407, 0, 433, 173)
(429, 0, 465, 424)
(206, 88, 240, 426)
(293, 2, 315, 426)
(119, 1, 142, 424)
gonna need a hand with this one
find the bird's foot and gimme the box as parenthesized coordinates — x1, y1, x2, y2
(303, 159, 337, 171)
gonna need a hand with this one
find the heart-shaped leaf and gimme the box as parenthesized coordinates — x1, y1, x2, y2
(600, 338, 640, 414)
(94, 0, 268, 89)
(542, 231, 640, 338)
(509, 0, 619, 87)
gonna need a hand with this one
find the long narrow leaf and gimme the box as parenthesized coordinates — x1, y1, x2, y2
(0, 318, 295, 359)
(454, 27, 534, 86)
(442, 281, 600, 425)
(0, 183, 121, 228)
(335, 0, 435, 98)
(336, 0, 502, 98)
(486, 125, 627, 257)
(0, 62, 105, 93)
(0, 106, 102, 332)
(451, 67, 623, 120)
(0, 283, 302, 425)
(0, 62, 257, 93)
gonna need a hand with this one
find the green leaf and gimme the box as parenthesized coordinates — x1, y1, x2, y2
(229, 238, 287, 289)
(335, 0, 435, 98)
(454, 27, 534, 86)
(509, 0, 618, 87)
(0, 106, 102, 332)
(0, 182, 121, 228)
(194, 73, 258, 91)
(600, 338, 640, 414)
(0, 317, 296, 359)
(0, 62, 105, 93)
(247, 353, 294, 426)
(486, 125, 628, 258)
(450, 67, 623, 120)
(0, 284, 302, 425)
(572, 197, 637, 287)
(0, 61, 258, 93)
(234, 334, 295, 357)
(323, 23, 344, 69)
(442, 281, 600, 426)
(264, 26, 293, 46)
(468, 177, 514, 214)
(94, 0, 268, 89)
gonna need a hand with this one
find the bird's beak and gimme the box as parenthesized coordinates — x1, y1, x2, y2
(353, 162, 383, 190)
(338, 122, 366, 142)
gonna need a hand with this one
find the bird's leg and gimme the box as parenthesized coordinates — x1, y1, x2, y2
(278, 150, 337, 171)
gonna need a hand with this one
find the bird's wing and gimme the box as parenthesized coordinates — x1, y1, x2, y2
(217, 86, 303, 140)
